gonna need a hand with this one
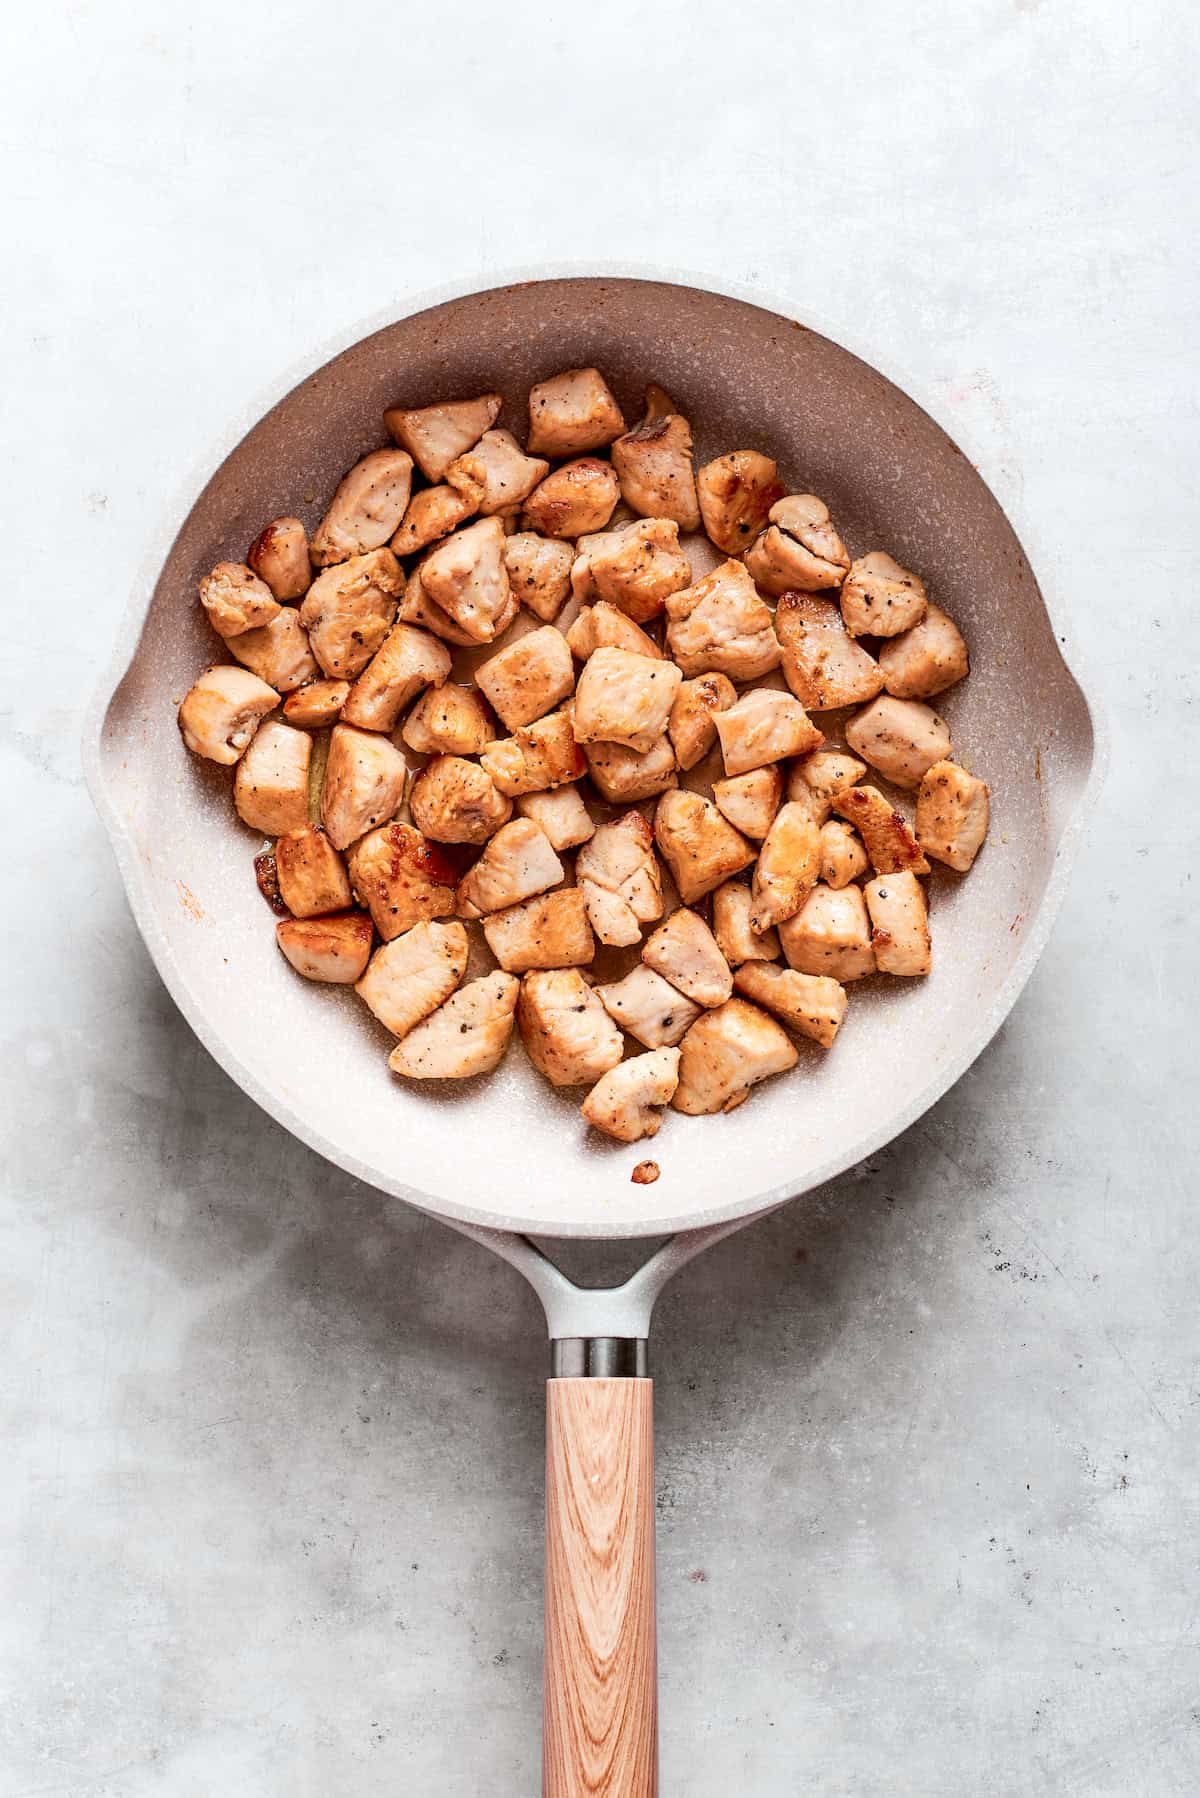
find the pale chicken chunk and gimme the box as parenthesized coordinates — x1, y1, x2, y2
(733, 964, 847, 1049)
(402, 683, 495, 756)
(233, 720, 312, 836)
(504, 533, 575, 621)
(665, 560, 781, 680)
(751, 803, 822, 931)
(456, 818, 564, 918)
(409, 755, 512, 845)
(420, 516, 513, 643)
(275, 823, 352, 918)
(521, 458, 620, 539)
(388, 971, 519, 1080)
(576, 811, 664, 947)
(878, 604, 970, 699)
(840, 551, 928, 638)
(177, 665, 279, 765)
(527, 367, 625, 457)
(865, 872, 931, 976)
(446, 429, 548, 517)
(714, 688, 823, 776)
(654, 789, 755, 904)
(776, 592, 886, 711)
(398, 563, 512, 648)
(642, 908, 732, 1008)
(300, 549, 404, 679)
(581, 1049, 682, 1144)
(515, 784, 595, 851)
(779, 883, 876, 982)
(283, 679, 350, 728)
(712, 880, 781, 966)
(846, 694, 952, 789)
(389, 479, 482, 557)
(481, 710, 586, 797)
(341, 622, 451, 731)
(610, 406, 700, 531)
(227, 607, 319, 692)
(595, 966, 700, 1049)
(916, 761, 990, 872)
(482, 888, 594, 973)
(199, 561, 280, 637)
(786, 749, 867, 824)
(320, 724, 408, 851)
(517, 969, 624, 1087)
(819, 820, 869, 888)
(832, 784, 929, 875)
(355, 920, 469, 1037)
(712, 765, 783, 840)
(566, 602, 662, 662)
(347, 822, 458, 940)
(384, 391, 503, 482)
(310, 449, 413, 566)
(475, 626, 575, 730)
(583, 736, 678, 805)
(571, 518, 691, 623)
(743, 495, 850, 595)
(248, 516, 312, 601)
(573, 647, 682, 752)
(667, 673, 737, 770)
(672, 998, 798, 1114)
(276, 912, 373, 983)
(696, 451, 784, 554)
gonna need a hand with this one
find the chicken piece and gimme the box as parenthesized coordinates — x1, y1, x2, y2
(744, 495, 850, 596)
(310, 449, 414, 566)
(611, 405, 700, 531)
(696, 451, 784, 554)
(751, 803, 822, 931)
(320, 724, 408, 852)
(409, 755, 511, 845)
(665, 560, 781, 680)
(481, 710, 586, 796)
(247, 516, 312, 601)
(199, 561, 280, 637)
(776, 592, 886, 711)
(276, 912, 373, 983)
(595, 967, 700, 1049)
(227, 607, 319, 692)
(779, 883, 876, 982)
(475, 626, 575, 731)
(402, 683, 494, 756)
(840, 551, 928, 638)
(733, 963, 847, 1049)
(340, 622, 451, 732)
(714, 689, 823, 776)
(667, 673, 737, 771)
(384, 391, 503, 482)
(300, 548, 404, 679)
(526, 367, 625, 458)
(642, 908, 732, 1008)
(389, 478, 482, 557)
(400, 563, 518, 648)
(566, 602, 662, 663)
(571, 518, 692, 623)
(254, 850, 287, 914)
(456, 818, 563, 918)
(576, 811, 664, 947)
(283, 679, 350, 728)
(521, 458, 620, 539)
(786, 749, 867, 824)
(233, 720, 312, 836)
(712, 766, 783, 840)
(672, 998, 797, 1114)
(347, 822, 458, 940)
(864, 871, 931, 976)
(581, 1049, 682, 1144)
(482, 888, 594, 973)
(274, 823, 352, 917)
(584, 737, 678, 805)
(712, 880, 781, 966)
(832, 784, 929, 875)
(573, 647, 682, 752)
(515, 784, 595, 851)
(819, 820, 869, 889)
(355, 919, 469, 1037)
(504, 533, 575, 622)
(916, 761, 990, 872)
(419, 516, 512, 643)
(845, 694, 952, 789)
(388, 971, 519, 1079)
(517, 969, 624, 1087)
(654, 789, 755, 904)
(445, 429, 548, 518)
(177, 665, 278, 765)
(878, 604, 970, 699)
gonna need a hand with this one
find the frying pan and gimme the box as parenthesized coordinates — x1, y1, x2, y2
(84, 269, 1102, 1793)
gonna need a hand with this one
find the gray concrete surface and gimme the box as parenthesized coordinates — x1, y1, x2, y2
(3, 1, 1196, 1792)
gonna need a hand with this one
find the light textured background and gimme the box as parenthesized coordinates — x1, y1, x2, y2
(3, 2, 1196, 1793)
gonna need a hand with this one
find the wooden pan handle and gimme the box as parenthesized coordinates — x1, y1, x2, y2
(543, 1377, 658, 1796)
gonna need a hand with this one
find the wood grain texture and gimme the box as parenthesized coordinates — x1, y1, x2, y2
(543, 1378, 658, 1797)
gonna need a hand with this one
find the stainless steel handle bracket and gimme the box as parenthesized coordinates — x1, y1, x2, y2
(551, 1338, 649, 1378)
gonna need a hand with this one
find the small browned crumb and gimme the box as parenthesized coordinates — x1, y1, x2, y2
(631, 1160, 660, 1185)
(253, 851, 289, 915)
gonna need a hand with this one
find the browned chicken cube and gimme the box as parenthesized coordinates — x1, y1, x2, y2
(320, 724, 409, 851)
(916, 761, 990, 871)
(712, 766, 783, 840)
(347, 822, 458, 940)
(595, 966, 700, 1049)
(744, 494, 851, 595)
(384, 392, 503, 482)
(571, 518, 692, 622)
(733, 963, 847, 1048)
(517, 968, 624, 1087)
(831, 784, 930, 875)
(878, 604, 970, 699)
(696, 451, 784, 554)
(610, 405, 700, 531)
(227, 608, 319, 692)
(654, 789, 755, 904)
(776, 592, 886, 711)
(456, 818, 564, 918)
(521, 458, 620, 539)
(387, 971, 519, 1079)
(283, 679, 350, 728)
(199, 561, 280, 638)
(475, 625, 575, 730)
(481, 710, 585, 796)
(446, 429, 549, 517)
(389, 479, 482, 557)
(581, 1049, 682, 1143)
(576, 810, 664, 946)
(355, 919, 469, 1037)
(177, 665, 279, 765)
(583, 736, 678, 805)
(276, 912, 373, 983)
(514, 784, 595, 851)
(340, 622, 451, 731)
(714, 689, 823, 775)
(275, 823, 353, 918)
(864, 871, 931, 976)
(667, 673, 737, 770)
(785, 749, 867, 824)
(840, 551, 928, 638)
(482, 888, 594, 973)
(527, 367, 625, 457)
(846, 694, 952, 789)
(712, 880, 781, 966)
(409, 755, 512, 845)
(818, 820, 869, 888)
(642, 907, 732, 1008)
(233, 720, 312, 836)
(665, 560, 780, 680)
(779, 883, 876, 982)
(751, 803, 822, 931)
(310, 449, 413, 566)
(397, 564, 503, 647)
(401, 683, 495, 756)
(247, 516, 312, 601)
(420, 517, 513, 643)
(672, 997, 798, 1114)
(504, 533, 575, 621)
(566, 602, 663, 663)
(300, 549, 404, 679)
(573, 647, 682, 752)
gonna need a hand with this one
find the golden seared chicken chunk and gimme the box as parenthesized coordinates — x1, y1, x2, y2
(712, 765, 783, 840)
(384, 391, 503, 482)
(581, 1048, 682, 1143)
(481, 710, 585, 796)
(840, 551, 928, 638)
(347, 822, 458, 940)
(611, 404, 700, 531)
(776, 592, 886, 712)
(673, 997, 797, 1114)
(712, 880, 781, 966)
(819, 820, 869, 888)
(355, 920, 469, 1038)
(585, 737, 677, 805)
(248, 516, 312, 601)
(275, 823, 352, 918)
(300, 549, 403, 680)
(527, 367, 625, 457)
(276, 912, 373, 983)
(390, 478, 482, 557)
(865, 871, 931, 976)
(341, 622, 451, 731)
(388, 971, 520, 1079)
(779, 883, 876, 982)
(642, 907, 732, 1009)
(878, 604, 970, 699)
(409, 755, 512, 845)
(916, 761, 989, 871)
(733, 964, 847, 1049)
(786, 749, 867, 823)
(178, 665, 278, 764)
(714, 689, 823, 776)
(573, 647, 682, 752)
(475, 626, 575, 730)
(744, 495, 850, 596)
(654, 789, 755, 904)
(310, 449, 413, 566)
(482, 888, 594, 973)
(668, 672, 736, 770)
(283, 679, 350, 728)
(576, 810, 664, 947)
(398, 564, 510, 648)
(566, 602, 662, 663)
(832, 784, 929, 875)
(515, 783, 595, 851)
(446, 429, 549, 517)
(402, 682, 494, 756)
(596, 966, 700, 1049)
(517, 969, 624, 1087)
(233, 720, 312, 836)
(320, 724, 408, 851)
(751, 803, 822, 931)
(696, 450, 784, 554)
(572, 518, 692, 623)
(504, 533, 575, 621)
(665, 560, 781, 680)
(521, 458, 620, 539)
(199, 561, 280, 638)
(227, 607, 319, 692)
(846, 694, 952, 789)
(420, 516, 513, 644)
(456, 817, 564, 918)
